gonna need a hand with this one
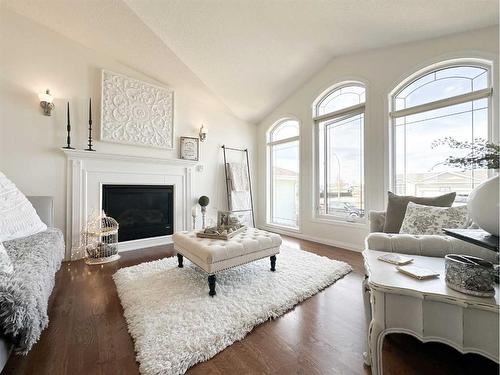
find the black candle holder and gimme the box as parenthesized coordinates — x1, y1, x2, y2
(85, 97, 96, 151)
(62, 102, 75, 150)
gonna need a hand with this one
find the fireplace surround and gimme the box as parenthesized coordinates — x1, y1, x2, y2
(63, 149, 196, 260)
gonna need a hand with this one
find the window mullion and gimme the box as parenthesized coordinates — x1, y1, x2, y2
(313, 103, 365, 122)
(390, 88, 492, 118)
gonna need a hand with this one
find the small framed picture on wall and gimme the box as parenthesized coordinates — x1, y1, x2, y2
(179, 136, 199, 161)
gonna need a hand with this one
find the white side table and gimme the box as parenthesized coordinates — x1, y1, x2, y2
(363, 250, 499, 375)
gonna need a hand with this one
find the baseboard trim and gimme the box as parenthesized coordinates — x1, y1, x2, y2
(257, 224, 363, 252)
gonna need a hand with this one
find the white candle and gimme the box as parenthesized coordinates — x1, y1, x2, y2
(192, 205, 198, 217)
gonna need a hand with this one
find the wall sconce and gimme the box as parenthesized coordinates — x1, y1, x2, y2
(38, 89, 54, 116)
(199, 124, 208, 142)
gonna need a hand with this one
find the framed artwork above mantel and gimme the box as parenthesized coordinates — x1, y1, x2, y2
(179, 136, 199, 161)
(101, 70, 174, 149)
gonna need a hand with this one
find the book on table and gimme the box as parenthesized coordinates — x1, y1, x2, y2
(396, 265, 440, 280)
(378, 253, 414, 266)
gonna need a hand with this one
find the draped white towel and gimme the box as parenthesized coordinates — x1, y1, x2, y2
(228, 163, 249, 191)
(230, 191, 251, 211)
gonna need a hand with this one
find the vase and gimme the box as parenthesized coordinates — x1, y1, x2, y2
(467, 174, 499, 236)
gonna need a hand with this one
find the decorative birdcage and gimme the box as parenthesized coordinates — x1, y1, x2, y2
(81, 211, 120, 265)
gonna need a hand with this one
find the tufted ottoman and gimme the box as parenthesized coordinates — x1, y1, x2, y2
(172, 227, 282, 296)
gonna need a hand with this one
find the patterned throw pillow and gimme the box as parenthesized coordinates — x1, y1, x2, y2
(0, 171, 47, 242)
(400, 202, 469, 235)
(0, 242, 13, 275)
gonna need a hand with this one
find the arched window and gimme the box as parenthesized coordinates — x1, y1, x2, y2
(267, 119, 299, 228)
(390, 61, 492, 199)
(313, 83, 365, 222)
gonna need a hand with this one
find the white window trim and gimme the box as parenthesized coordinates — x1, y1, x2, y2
(388, 60, 494, 194)
(266, 119, 300, 230)
(313, 83, 366, 224)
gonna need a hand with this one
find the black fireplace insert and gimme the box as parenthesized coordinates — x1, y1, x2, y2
(102, 184, 174, 242)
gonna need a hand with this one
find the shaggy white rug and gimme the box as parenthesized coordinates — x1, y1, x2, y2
(113, 247, 352, 375)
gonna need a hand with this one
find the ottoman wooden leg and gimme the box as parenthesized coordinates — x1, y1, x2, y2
(270, 255, 276, 271)
(208, 275, 216, 297)
(177, 254, 183, 268)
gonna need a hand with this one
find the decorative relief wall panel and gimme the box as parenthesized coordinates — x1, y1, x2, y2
(101, 70, 174, 149)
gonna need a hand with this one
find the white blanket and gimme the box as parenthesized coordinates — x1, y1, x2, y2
(228, 163, 249, 191)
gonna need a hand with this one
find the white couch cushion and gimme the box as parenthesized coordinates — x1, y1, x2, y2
(365, 232, 498, 264)
(0, 172, 47, 242)
(400, 202, 469, 236)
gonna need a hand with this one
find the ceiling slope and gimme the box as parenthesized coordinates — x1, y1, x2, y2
(1, 0, 238, 116)
(125, 0, 498, 123)
(3, 0, 498, 124)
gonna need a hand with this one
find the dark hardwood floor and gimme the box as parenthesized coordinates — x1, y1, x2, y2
(3, 235, 498, 375)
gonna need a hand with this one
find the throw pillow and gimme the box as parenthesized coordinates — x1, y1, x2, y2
(0, 242, 13, 275)
(400, 202, 469, 235)
(0, 171, 47, 242)
(383, 191, 456, 233)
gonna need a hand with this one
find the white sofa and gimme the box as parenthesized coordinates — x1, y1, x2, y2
(366, 210, 498, 263)
(0, 196, 64, 371)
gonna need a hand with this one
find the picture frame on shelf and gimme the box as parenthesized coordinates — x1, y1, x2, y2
(179, 136, 199, 161)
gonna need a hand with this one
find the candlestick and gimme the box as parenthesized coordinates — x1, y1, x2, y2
(62, 102, 75, 150)
(201, 206, 207, 229)
(85, 97, 95, 151)
(191, 205, 198, 230)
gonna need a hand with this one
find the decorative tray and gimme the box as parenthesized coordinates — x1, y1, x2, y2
(196, 226, 246, 240)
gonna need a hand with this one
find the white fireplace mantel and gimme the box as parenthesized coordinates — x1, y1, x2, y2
(63, 149, 196, 260)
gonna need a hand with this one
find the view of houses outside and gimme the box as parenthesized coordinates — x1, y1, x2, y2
(395, 169, 488, 203)
(272, 166, 299, 227)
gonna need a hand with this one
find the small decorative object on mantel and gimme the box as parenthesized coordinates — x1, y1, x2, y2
(180, 136, 199, 161)
(197, 211, 246, 240)
(62, 102, 75, 150)
(80, 211, 120, 265)
(198, 195, 209, 228)
(445, 254, 495, 297)
(85, 97, 96, 151)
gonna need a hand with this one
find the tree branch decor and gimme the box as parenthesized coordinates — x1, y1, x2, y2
(431, 137, 499, 170)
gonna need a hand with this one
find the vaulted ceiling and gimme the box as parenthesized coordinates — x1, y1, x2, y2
(3, 0, 498, 124)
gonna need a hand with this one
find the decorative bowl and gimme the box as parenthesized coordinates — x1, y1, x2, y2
(444, 254, 495, 297)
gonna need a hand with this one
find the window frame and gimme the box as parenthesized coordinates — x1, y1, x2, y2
(313, 82, 366, 224)
(388, 59, 493, 195)
(266, 118, 300, 230)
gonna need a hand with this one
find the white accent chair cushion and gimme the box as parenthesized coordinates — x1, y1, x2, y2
(173, 227, 282, 274)
(0, 172, 47, 242)
(400, 202, 469, 235)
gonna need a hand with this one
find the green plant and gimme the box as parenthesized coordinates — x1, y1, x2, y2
(198, 195, 210, 207)
(431, 137, 499, 170)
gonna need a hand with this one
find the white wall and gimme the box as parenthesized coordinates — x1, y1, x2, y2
(257, 27, 499, 251)
(0, 9, 257, 241)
